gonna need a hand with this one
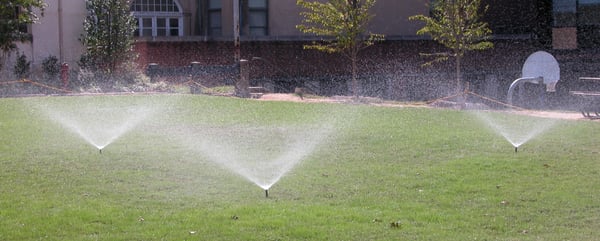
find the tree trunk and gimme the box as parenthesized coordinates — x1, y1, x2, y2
(456, 55, 466, 108)
(352, 57, 357, 98)
(456, 54, 461, 94)
(351, 47, 359, 99)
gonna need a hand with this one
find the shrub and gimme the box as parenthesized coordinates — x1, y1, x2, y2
(13, 52, 30, 79)
(41, 55, 60, 81)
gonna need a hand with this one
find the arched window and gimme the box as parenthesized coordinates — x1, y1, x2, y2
(130, 0, 184, 37)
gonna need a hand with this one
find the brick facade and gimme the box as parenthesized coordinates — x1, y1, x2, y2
(134, 39, 600, 110)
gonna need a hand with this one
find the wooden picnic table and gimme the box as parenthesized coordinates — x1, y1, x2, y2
(570, 77, 600, 118)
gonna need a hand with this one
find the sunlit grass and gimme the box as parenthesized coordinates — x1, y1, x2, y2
(0, 94, 598, 240)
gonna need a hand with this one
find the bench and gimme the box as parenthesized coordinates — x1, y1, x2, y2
(249, 86, 266, 99)
(570, 77, 600, 118)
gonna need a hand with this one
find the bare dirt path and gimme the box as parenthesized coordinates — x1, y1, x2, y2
(258, 93, 590, 121)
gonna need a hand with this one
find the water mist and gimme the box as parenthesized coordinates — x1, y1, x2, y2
(176, 119, 336, 197)
(27, 96, 167, 152)
(472, 110, 557, 152)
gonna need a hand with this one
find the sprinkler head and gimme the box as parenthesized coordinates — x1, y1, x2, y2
(514, 147, 518, 153)
(99, 149, 102, 154)
(265, 189, 269, 198)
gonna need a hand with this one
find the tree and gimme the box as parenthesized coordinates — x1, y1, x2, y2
(409, 0, 493, 96)
(0, 0, 46, 71)
(296, 0, 383, 98)
(13, 52, 30, 79)
(79, 0, 137, 77)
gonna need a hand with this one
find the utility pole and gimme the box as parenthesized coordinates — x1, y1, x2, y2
(233, 0, 240, 62)
(58, 0, 64, 63)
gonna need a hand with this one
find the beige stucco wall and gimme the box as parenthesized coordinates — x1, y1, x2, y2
(269, 0, 312, 37)
(370, 0, 429, 38)
(23, 1, 58, 67)
(53, 0, 86, 66)
(31, 0, 85, 65)
(271, 0, 431, 38)
(7, 0, 86, 79)
(178, 0, 196, 36)
(238, 0, 430, 39)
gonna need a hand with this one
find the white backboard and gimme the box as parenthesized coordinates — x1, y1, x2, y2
(522, 51, 560, 85)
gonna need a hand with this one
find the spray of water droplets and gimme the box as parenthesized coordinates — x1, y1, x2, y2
(471, 110, 557, 148)
(27, 95, 168, 151)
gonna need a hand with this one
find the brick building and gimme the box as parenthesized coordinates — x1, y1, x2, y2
(4, 0, 600, 106)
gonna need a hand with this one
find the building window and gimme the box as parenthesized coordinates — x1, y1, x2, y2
(577, 0, 600, 47)
(578, 0, 600, 25)
(131, 0, 183, 37)
(208, 0, 222, 36)
(196, 0, 267, 37)
(241, 0, 268, 36)
(553, 0, 577, 27)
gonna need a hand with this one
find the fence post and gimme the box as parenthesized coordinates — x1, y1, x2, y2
(235, 59, 250, 98)
(147, 63, 159, 82)
(190, 62, 202, 94)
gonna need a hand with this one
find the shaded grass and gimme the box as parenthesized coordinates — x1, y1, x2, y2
(0, 94, 599, 240)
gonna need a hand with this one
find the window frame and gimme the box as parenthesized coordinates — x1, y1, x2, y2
(207, 0, 223, 36)
(131, 0, 184, 37)
(241, 0, 268, 36)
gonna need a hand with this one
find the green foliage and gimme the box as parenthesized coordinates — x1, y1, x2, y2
(13, 52, 30, 79)
(79, 0, 137, 78)
(296, 0, 384, 97)
(0, 0, 45, 70)
(296, 0, 382, 55)
(41, 55, 60, 81)
(201, 85, 235, 95)
(410, 0, 493, 91)
(410, 0, 493, 60)
(0, 0, 46, 52)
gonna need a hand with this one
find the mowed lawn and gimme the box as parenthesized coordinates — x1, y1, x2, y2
(0, 94, 598, 240)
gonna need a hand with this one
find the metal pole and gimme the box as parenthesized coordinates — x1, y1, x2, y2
(233, 0, 240, 62)
(236, 59, 250, 98)
(507, 77, 543, 107)
(58, 0, 64, 63)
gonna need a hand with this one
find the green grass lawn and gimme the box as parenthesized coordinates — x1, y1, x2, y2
(1, 94, 598, 240)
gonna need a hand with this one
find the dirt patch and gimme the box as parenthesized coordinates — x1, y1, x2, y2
(258, 93, 357, 104)
(509, 109, 584, 120)
(258, 93, 591, 121)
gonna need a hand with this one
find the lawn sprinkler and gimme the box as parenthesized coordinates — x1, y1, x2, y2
(514, 147, 518, 153)
(99, 148, 103, 154)
(265, 189, 269, 198)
